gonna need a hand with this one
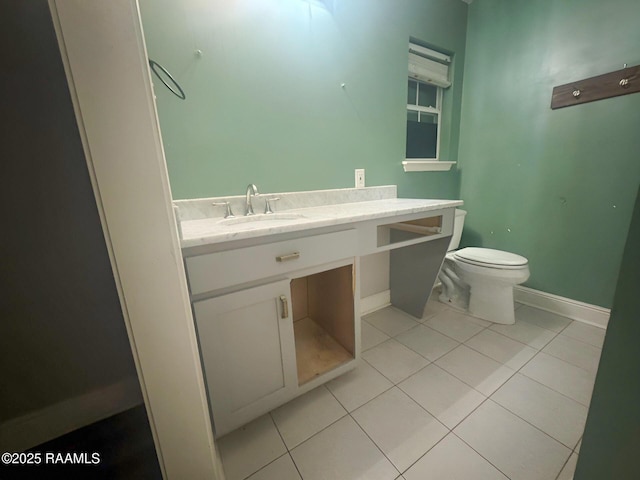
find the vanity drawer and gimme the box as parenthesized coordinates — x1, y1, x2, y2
(185, 229, 357, 295)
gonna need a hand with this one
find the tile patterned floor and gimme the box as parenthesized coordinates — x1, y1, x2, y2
(218, 298, 604, 480)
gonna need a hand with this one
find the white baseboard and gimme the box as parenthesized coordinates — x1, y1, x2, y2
(514, 286, 610, 329)
(0, 375, 143, 452)
(361, 290, 391, 315)
(362, 287, 610, 329)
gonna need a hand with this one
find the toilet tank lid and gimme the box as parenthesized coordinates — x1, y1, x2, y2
(455, 247, 528, 267)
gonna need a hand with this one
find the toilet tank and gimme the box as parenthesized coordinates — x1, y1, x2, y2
(448, 209, 467, 251)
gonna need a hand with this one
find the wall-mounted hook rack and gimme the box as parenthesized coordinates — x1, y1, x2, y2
(551, 64, 639, 109)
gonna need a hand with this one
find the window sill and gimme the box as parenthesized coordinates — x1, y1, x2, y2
(402, 160, 456, 172)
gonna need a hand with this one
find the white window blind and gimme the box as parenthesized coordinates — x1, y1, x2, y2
(408, 43, 451, 88)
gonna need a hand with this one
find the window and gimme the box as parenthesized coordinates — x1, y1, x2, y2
(405, 43, 451, 161)
(406, 79, 441, 159)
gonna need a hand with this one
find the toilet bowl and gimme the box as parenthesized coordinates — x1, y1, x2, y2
(438, 210, 530, 325)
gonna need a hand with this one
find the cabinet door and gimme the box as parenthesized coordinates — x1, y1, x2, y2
(194, 280, 296, 436)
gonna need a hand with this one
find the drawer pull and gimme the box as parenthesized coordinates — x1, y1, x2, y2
(279, 295, 289, 319)
(276, 252, 300, 262)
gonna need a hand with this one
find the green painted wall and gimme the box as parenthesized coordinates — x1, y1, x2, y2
(575, 186, 640, 479)
(139, 0, 467, 200)
(458, 0, 640, 308)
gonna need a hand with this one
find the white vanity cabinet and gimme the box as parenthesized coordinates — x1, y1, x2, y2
(180, 194, 462, 438)
(193, 280, 297, 436)
(186, 229, 360, 437)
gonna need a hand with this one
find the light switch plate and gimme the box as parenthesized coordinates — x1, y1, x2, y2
(355, 169, 365, 188)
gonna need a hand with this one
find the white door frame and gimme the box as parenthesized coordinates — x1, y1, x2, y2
(48, 1, 223, 478)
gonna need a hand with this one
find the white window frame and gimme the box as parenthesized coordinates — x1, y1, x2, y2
(406, 79, 443, 161)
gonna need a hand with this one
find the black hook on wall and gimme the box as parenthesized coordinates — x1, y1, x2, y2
(149, 60, 186, 100)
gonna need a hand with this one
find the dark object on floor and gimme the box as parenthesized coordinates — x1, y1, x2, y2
(0, 405, 162, 480)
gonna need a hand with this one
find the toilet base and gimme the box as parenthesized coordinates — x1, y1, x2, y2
(467, 281, 515, 325)
(438, 254, 528, 325)
(438, 262, 469, 311)
(438, 286, 469, 312)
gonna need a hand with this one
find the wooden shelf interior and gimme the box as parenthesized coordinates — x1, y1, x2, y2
(378, 214, 443, 247)
(291, 265, 355, 385)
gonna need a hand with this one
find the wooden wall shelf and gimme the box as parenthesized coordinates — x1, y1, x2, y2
(551, 65, 640, 109)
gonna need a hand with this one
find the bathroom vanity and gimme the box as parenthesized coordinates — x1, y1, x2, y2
(176, 186, 462, 436)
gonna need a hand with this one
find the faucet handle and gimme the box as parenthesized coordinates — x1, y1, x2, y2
(264, 197, 280, 214)
(212, 201, 235, 219)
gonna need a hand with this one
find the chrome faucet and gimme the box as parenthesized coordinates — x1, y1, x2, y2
(245, 184, 259, 215)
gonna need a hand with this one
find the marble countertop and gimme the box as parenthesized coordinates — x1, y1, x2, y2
(178, 197, 463, 248)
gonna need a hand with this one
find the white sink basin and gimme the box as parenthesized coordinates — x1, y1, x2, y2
(219, 213, 307, 226)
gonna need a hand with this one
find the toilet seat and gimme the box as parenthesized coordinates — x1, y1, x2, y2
(453, 247, 528, 270)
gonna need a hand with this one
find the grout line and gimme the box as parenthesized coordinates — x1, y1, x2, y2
(442, 396, 489, 432)
(364, 312, 422, 338)
(396, 359, 491, 417)
(283, 411, 346, 451)
(360, 356, 395, 382)
(548, 322, 605, 351)
(324, 386, 402, 478)
(574, 434, 583, 453)
(553, 324, 604, 346)
(347, 411, 401, 477)
(461, 344, 535, 372)
(324, 357, 459, 476)
(413, 325, 466, 346)
(554, 317, 574, 335)
(476, 333, 594, 450)
(228, 414, 288, 480)
(281, 386, 352, 450)
(288, 451, 304, 480)
(361, 339, 432, 383)
(396, 428, 452, 475)
(467, 323, 535, 348)
(393, 361, 489, 436)
(421, 322, 491, 345)
(486, 321, 562, 351)
(450, 428, 514, 480)
(516, 353, 595, 408)
(557, 327, 606, 349)
(361, 320, 391, 352)
(484, 393, 581, 451)
(399, 318, 466, 345)
(501, 323, 597, 406)
(327, 370, 396, 418)
(268, 411, 290, 452)
(464, 398, 576, 474)
(553, 447, 575, 480)
(429, 344, 518, 397)
(382, 380, 452, 433)
(240, 452, 293, 480)
(361, 316, 392, 336)
(538, 345, 601, 375)
(390, 325, 462, 363)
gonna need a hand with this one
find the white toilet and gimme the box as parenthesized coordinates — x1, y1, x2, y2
(438, 209, 530, 325)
